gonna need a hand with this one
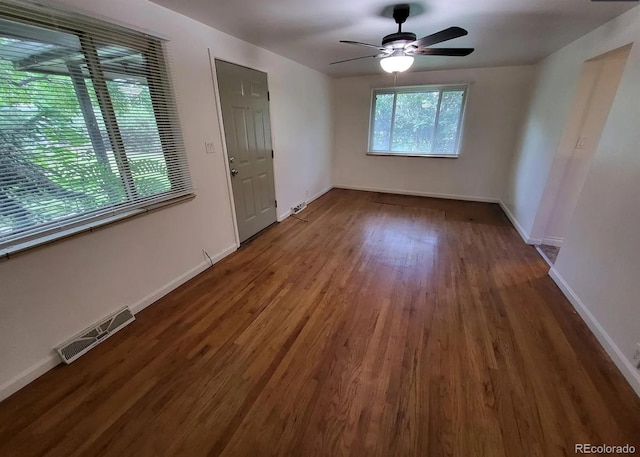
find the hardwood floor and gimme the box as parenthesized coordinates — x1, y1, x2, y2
(1, 189, 638, 456)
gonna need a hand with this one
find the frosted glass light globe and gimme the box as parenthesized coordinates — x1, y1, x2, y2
(380, 55, 414, 73)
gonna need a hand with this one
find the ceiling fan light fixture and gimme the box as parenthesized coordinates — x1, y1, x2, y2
(333, 5, 472, 70)
(380, 55, 414, 73)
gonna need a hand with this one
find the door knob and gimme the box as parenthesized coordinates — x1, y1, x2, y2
(230, 168, 239, 177)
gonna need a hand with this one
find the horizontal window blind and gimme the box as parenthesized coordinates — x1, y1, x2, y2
(0, 1, 192, 252)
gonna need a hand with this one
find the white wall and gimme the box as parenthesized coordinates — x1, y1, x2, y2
(0, 0, 333, 399)
(505, 6, 640, 393)
(537, 58, 605, 245)
(504, 9, 639, 242)
(332, 65, 536, 201)
(542, 48, 629, 245)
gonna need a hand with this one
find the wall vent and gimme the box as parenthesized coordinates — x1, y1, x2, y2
(56, 307, 135, 364)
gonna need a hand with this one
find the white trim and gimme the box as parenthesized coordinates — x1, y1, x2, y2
(542, 236, 564, 247)
(368, 84, 469, 157)
(278, 210, 292, 222)
(277, 185, 333, 222)
(330, 191, 540, 248)
(308, 185, 334, 204)
(549, 267, 640, 397)
(208, 51, 241, 248)
(1, 195, 195, 261)
(498, 201, 541, 245)
(335, 184, 499, 203)
(0, 355, 60, 404)
(130, 244, 237, 314)
(130, 260, 210, 315)
(0, 243, 237, 402)
(535, 245, 554, 268)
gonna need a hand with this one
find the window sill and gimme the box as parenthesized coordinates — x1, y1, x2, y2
(0, 193, 196, 261)
(367, 152, 459, 159)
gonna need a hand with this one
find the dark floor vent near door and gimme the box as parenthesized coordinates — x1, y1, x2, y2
(56, 307, 135, 364)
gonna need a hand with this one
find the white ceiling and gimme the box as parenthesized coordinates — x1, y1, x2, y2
(150, 0, 636, 77)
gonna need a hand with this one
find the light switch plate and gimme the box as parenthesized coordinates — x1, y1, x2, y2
(205, 141, 216, 154)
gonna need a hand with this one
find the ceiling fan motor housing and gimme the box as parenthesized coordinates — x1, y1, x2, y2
(331, 3, 474, 67)
(382, 32, 417, 47)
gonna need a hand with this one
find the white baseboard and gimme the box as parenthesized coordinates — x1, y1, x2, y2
(498, 201, 541, 245)
(0, 244, 237, 403)
(309, 185, 334, 203)
(335, 184, 500, 203)
(542, 236, 563, 247)
(535, 245, 554, 267)
(0, 356, 61, 404)
(130, 244, 236, 314)
(278, 185, 333, 222)
(549, 267, 640, 397)
(277, 210, 292, 222)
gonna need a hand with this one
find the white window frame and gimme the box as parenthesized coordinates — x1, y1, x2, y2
(367, 84, 469, 158)
(0, 3, 193, 259)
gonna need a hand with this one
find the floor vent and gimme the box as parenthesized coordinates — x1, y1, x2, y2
(56, 307, 135, 364)
(292, 201, 307, 214)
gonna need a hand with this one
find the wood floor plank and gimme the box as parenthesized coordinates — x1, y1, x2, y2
(1, 189, 639, 457)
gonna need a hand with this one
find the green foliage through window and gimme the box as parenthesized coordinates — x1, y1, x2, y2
(369, 86, 467, 156)
(0, 6, 190, 250)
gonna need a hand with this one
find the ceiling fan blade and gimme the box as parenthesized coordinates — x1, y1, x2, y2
(340, 40, 386, 51)
(330, 54, 379, 65)
(412, 47, 475, 57)
(408, 27, 468, 48)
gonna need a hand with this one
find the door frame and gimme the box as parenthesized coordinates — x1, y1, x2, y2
(207, 51, 282, 247)
(528, 43, 632, 244)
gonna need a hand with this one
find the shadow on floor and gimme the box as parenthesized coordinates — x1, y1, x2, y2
(373, 193, 510, 226)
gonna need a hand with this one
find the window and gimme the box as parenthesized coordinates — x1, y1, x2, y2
(368, 85, 468, 157)
(0, 3, 192, 255)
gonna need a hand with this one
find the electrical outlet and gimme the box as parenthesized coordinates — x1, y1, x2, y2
(205, 141, 216, 154)
(633, 343, 640, 366)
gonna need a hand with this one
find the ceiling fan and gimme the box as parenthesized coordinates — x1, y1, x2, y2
(332, 4, 474, 73)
